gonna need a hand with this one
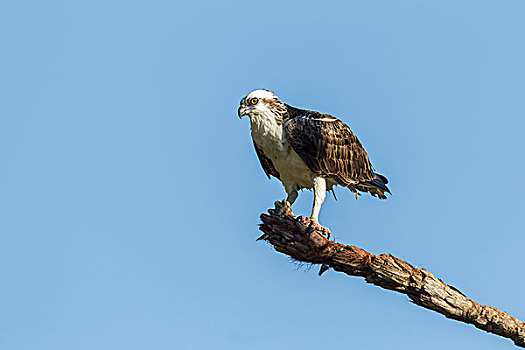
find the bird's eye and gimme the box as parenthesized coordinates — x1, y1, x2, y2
(250, 98, 259, 105)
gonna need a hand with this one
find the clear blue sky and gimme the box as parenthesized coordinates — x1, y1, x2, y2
(1, 1, 524, 349)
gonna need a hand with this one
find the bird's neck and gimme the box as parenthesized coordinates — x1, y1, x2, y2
(250, 111, 284, 147)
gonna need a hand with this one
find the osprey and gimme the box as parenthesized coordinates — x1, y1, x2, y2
(238, 89, 390, 236)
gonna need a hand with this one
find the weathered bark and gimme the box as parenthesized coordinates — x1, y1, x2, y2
(258, 200, 525, 348)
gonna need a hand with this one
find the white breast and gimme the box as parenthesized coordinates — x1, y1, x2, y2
(250, 113, 315, 190)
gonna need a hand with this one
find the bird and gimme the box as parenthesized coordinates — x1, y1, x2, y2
(238, 89, 390, 236)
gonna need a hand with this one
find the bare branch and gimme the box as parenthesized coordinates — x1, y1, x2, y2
(258, 201, 525, 348)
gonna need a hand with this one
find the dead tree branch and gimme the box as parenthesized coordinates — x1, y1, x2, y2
(258, 200, 525, 348)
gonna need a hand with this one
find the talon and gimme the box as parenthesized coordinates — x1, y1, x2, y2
(269, 199, 295, 217)
(309, 219, 331, 239)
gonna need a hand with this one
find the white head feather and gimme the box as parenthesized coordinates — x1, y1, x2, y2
(238, 89, 284, 120)
(245, 89, 278, 101)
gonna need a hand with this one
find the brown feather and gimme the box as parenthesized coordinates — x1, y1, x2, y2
(284, 106, 389, 198)
(253, 141, 280, 180)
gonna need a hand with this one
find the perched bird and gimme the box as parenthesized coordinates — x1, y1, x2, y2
(238, 89, 390, 235)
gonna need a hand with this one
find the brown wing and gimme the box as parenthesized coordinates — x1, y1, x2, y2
(253, 141, 280, 180)
(284, 113, 376, 186)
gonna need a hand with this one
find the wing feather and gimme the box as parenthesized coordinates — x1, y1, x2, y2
(253, 141, 280, 180)
(285, 111, 389, 197)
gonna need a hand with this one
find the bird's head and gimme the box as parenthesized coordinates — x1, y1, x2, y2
(238, 89, 286, 121)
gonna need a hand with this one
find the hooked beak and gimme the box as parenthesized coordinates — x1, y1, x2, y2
(238, 105, 248, 119)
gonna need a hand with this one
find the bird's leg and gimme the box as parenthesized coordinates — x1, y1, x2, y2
(286, 187, 298, 205)
(310, 176, 330, 238)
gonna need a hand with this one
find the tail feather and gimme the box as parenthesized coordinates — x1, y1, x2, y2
(360, 173, 391, 199)
(365, 178, 391, 194)
(375, 173, 389, 185)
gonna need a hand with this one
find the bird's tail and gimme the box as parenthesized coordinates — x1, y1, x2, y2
(358, 173, 391, 199)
